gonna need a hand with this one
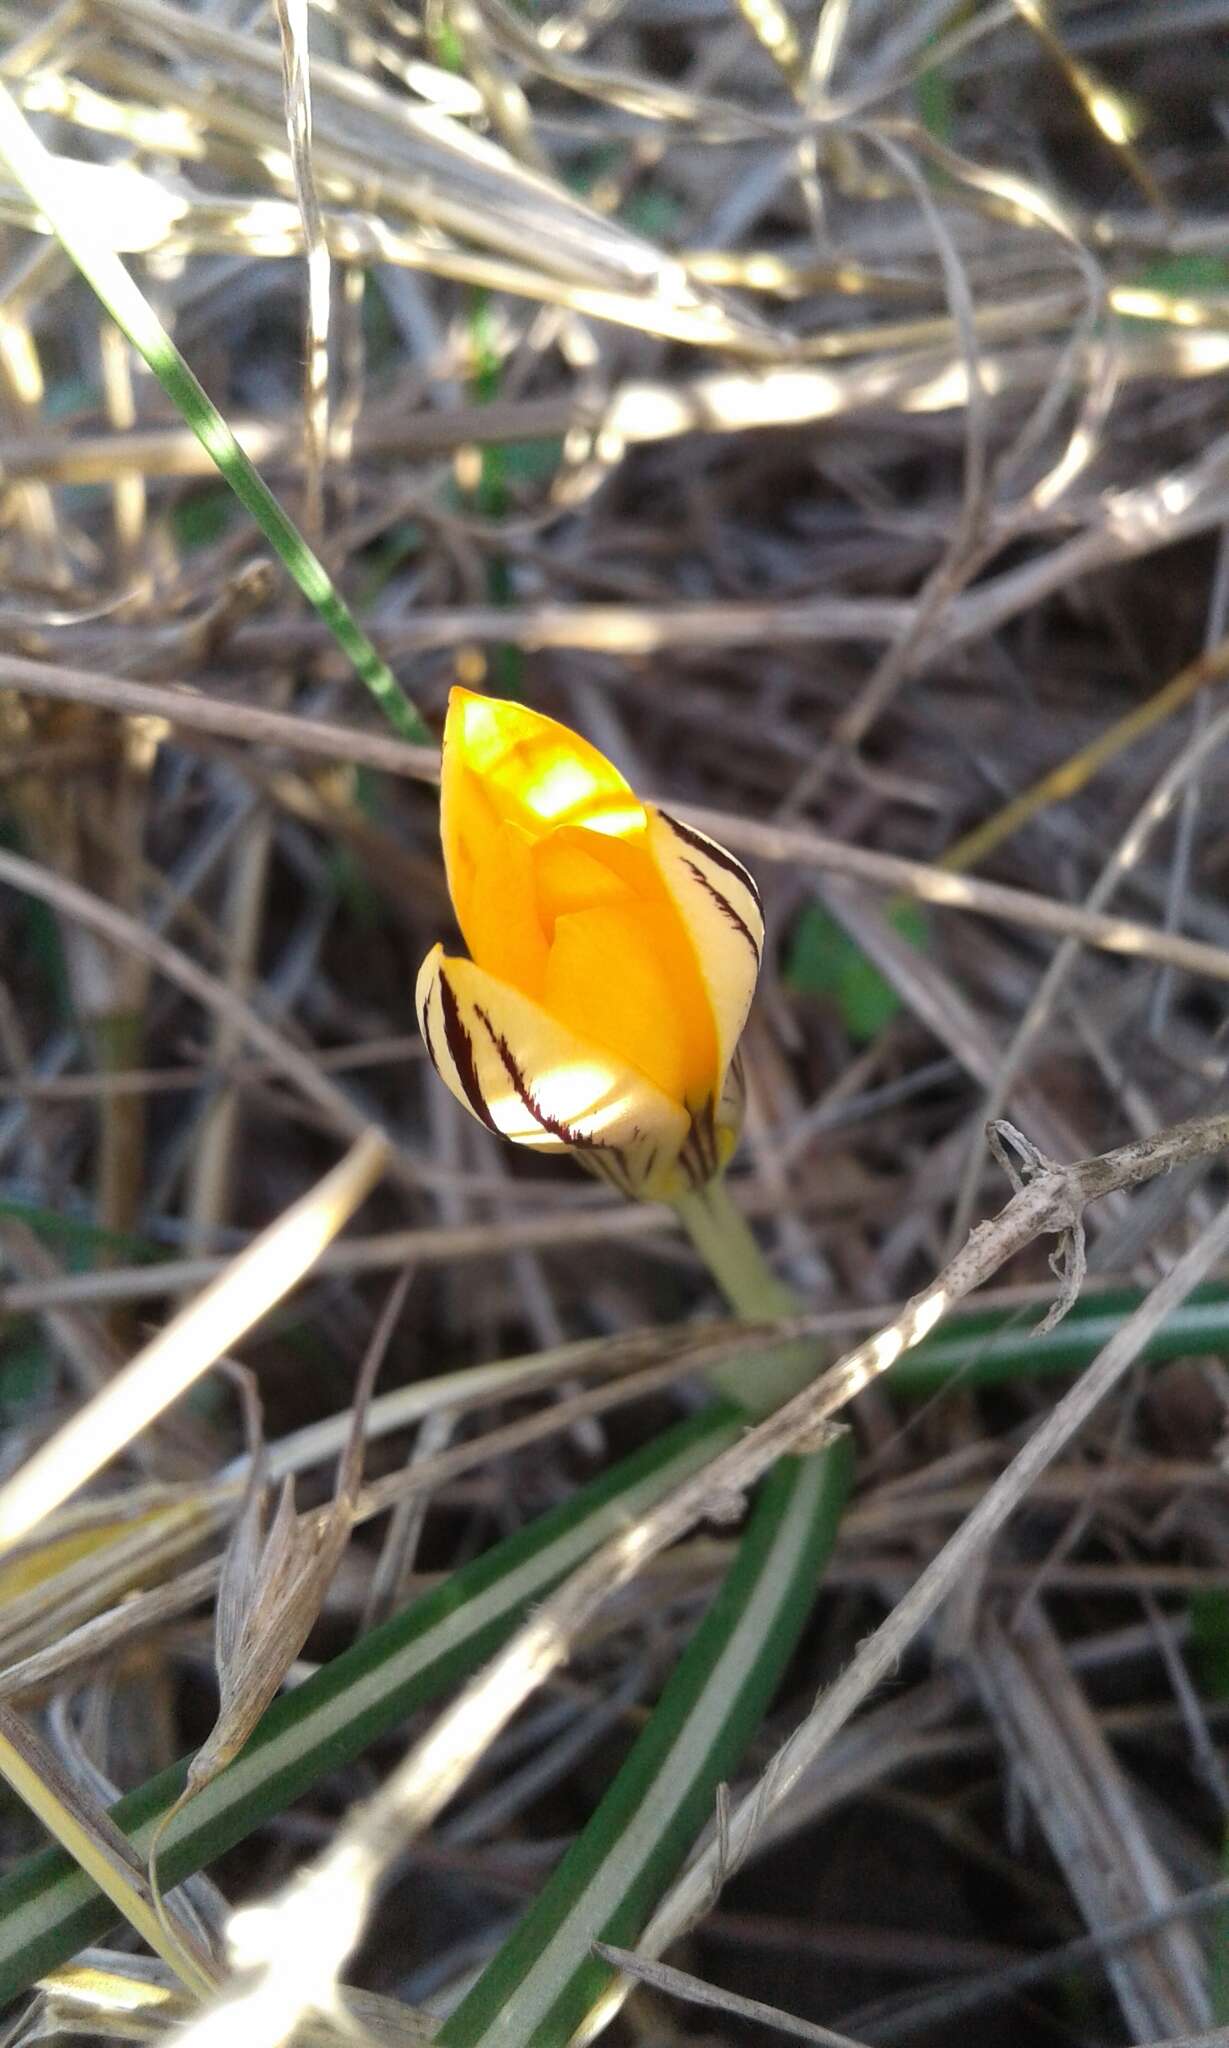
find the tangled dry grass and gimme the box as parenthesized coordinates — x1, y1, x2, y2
(3, 3, 1229, 2046)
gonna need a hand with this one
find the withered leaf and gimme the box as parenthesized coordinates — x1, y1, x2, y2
(184, 1273, 409, 1799)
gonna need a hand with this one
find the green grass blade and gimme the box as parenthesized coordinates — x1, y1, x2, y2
(893, 1281, 1229, 1391)
(439, 1435, 853, 2048)
(0, 1404, 740, 2003)
(0, 81, 428, 745)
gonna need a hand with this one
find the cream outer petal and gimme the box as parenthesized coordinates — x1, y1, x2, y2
(415, 944, 690, 1197)
(645, 808, 764, 1084)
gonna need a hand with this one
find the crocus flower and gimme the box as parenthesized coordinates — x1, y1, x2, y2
(416, 689, 764, 1199)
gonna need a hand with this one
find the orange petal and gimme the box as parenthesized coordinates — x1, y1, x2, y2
(542, 902, 697, 1104)
(457, 818, 549, 997)
(531, 827, 636, 938)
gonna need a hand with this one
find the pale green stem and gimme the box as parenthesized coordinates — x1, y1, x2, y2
(674, 1178, 821, 1418)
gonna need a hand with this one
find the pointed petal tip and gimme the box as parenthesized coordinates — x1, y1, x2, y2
(414, 940, 443, 1013)
(415, 944, 445, 1072)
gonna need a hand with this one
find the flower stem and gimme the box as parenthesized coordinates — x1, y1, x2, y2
(673, 1178, 821, 1417)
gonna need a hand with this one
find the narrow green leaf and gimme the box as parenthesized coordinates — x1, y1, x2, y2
(1215, 1828, 1229, 2023)
(1129, 254, 1229, 300)
(440, 1436, 853, 2048)
(0, 81, 428, 745)
(0, 1404, 740, 2003)
(894, 1282, 1229, 1391)
(1190, 1590, 1229, 1702)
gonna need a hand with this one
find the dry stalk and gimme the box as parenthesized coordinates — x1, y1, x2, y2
(628, 1193, 1229, 1997)
(973, 1606, 1210, 2040)
(10, 661, 1229, 994)
(0, 845, 419, 1188)
(948, 695, 1229, 1247)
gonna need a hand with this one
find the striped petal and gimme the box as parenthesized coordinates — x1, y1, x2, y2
(415, 945, 689, 1198)
(646, 808, 764, 1083)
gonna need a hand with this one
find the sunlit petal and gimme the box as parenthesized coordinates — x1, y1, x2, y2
(532, 826, 637, 935)
(459, 818, 549, 996)
(535, 826, 719, 1099)
(442, 688, 646, 872)
(415, 945, 688, 1196)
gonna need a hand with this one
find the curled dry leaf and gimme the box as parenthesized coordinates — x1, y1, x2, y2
(183, 1273, 410, 1803)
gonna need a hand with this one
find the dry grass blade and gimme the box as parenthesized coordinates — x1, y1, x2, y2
(271, 0, 329, 540)
(168, 1113, 1229, 2048)
(686, 806, 1229, 991)
(4, 1, 1229, 2034)
(169, 1271, 407, 1812)
(592, 1943, 870, 2048)
(24, 1952, 436, 2048)
(947, 694, 1229, 1245)
(10, 669, 1229, 998)
(0, 1130, 388, 1552)
(0, 846, 417, 1182)
(0, 1493, 227, 1674)
(974, 1607, 1210, 2040)
(629, 1195, 1229, 1989)
(938, 629, 1229, 877)
(0, 1201, 667, 1317)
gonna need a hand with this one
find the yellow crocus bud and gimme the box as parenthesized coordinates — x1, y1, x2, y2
(415, 689, 763, 1200)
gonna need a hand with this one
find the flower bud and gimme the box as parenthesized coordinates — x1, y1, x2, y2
(416, 689, 762, 1199)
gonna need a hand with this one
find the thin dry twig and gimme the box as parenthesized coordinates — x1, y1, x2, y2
(0, 846, 419, 1186)
(973, 1606, 1210, 2039)
(592, 1942, 871, 2048)
(631, 1195, 1229, 1988)
(9, 662, 1229, 991)
(5, 4, 1229, 2030)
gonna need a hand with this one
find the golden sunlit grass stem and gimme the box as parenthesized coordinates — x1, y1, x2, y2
(940, 629, 1229, 877)
(0, 1705, 217, 2001)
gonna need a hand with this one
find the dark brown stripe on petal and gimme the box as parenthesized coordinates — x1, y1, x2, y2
(682, 857, 761, 962)
(659, 810, 763, 915)
(474, 1003, 595, 1149)
(679, 1125, 707, 1190)
(605, 1147, 635, 1196)
(700, 1094, 718, 1173)
(420, 976, 442, 1079)
(681, 1095, 718, 1182)
(437, 971, 500, 1133)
